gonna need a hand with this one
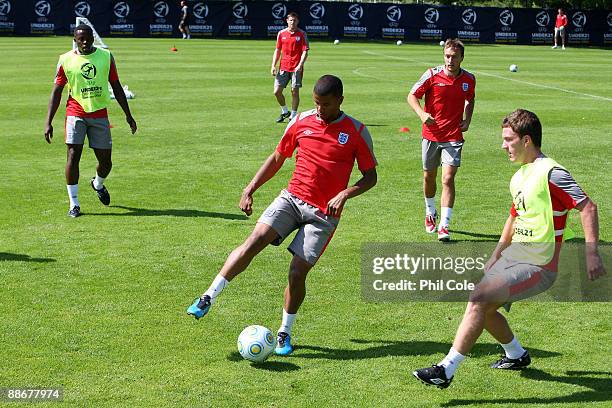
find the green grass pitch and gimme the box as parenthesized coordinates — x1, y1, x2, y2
(0, 37, 610, 407)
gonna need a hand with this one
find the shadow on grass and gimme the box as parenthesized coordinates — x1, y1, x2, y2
(88, 205, 247, 220)
(0, 252, 56, 263)
(442, 369, 612, 406)
(451, 230, 500, 241)
(226, 352, 300, 371)
(295, 339, 560, 361)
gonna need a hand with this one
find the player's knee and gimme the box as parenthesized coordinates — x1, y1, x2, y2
(273, 88, 283, 97)
(465, 300, 488, 315)
(441, 173, 455, 187)
(423, 172, 436, 183)
(66, 149, 80, 165)
(288, 267, 307, 287)
(291, 88, 299, 97)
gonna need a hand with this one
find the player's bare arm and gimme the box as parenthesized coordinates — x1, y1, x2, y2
(240, 151, 287, 216)
(295, 50, 308, 72)
(484, 214, 515, 271)
(44, 83, 64, 143)
(271, 49, 280, 76)
(461, 98, 475, 132)
(109, 80, 137, 135)
(326, 167, 377, 217)
(407, 93, 435, 125)
(576, 198, 606, 280)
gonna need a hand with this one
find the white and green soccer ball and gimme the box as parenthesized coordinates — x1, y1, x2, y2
(396, 40, 403, 46)
(237, 325, 276, 363)
(509, 64, 518, 72)
(333, 39, 340, 45)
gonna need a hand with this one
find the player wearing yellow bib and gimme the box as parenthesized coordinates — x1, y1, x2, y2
(44, 24, 137, 217)
(414, 109, 605, 388)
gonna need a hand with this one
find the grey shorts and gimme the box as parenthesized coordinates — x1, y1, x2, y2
(275, 70, 303, 89)
(257, 189, 339, 265)
(422, 139, 463, 170)
(65, 116, 112, 149)
(479, 256, 557, 304)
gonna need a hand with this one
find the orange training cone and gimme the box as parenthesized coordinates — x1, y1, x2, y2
(171, 45, 178, 52)
(399, 127, 410, 133)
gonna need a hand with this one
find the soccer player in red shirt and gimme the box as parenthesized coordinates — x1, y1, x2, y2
(552, 8, 568, 50)
(413, 109, 605, 389)
(271, 12, 309, 123)
(408, 39, 476, 242)
(44, 25, 137, 218)
(187, 75, 377, 356)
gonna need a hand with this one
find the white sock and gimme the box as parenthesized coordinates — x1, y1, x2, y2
(439, 347, 465, 378)
(281, 105, 289, 114)
(203, 274, 229, 304)
(425, 197, 436, 216)
(67, 184, 79, 208)
(182, 33, 186, 39)
(93, 173, 105, 190)
(290, 110, 297, 118)
(441, 206, 453, 227)
(501, 337, 526, 359)
(278, 309, 296, 335)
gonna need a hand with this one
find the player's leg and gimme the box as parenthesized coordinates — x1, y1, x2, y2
(552, 28, 559, 48)
(289, 70, 303, 119)
(438, 142, 462, 241)
(487, 261, 556, 369)
(422, 140, 440, 234)
(274, 72, 291, 123)
(438, 165, 457, 241)
(66, 144, 83, 217)
(179, 21, 186, 38)
(413, 279, 507, 388)
(64, 116, 87, 217)
(187, 190, 299, 319)
(187, 223, 280, 319)
(276, 196, 338, 355)
(290, 87, 300, 119)
(185, 23, 191, 39)
(89, 118, 113, 206)
(560, 27, 566, 49)
(276, 254, 313, 355)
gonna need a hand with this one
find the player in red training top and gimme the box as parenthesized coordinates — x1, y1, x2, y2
(271, 11, 309, 123)
(408, 38, 475, 242)
(552, 8, 568, 50)
(187, 75, 377, 356)
(44, 25, 137, 218)
(413, 109, 605, 389)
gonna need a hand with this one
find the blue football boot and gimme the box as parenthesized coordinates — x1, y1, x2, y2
(186, 295, 212, 320)
(275, 331, 294, 356)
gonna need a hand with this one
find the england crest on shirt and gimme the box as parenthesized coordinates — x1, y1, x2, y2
(462, 82, 469, 91)
(338, 132, 349, 144)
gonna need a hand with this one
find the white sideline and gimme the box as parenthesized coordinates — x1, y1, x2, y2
(361, 50, 612, 102)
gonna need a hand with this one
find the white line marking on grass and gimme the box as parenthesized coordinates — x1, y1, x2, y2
(363, 50, 612, 102)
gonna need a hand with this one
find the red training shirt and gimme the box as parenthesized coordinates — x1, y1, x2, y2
(276, 28, 309, 72)
(276, 110, 377, 214)
(410, 66, 476, 142)
(54, 50, 119, 118)
(555, 14, 568, 28)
